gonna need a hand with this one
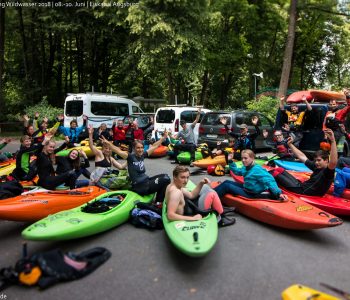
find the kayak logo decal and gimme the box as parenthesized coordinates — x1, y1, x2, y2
(48, 211, 75, 221)
(175, 222, 186, 229)
(66, 218, 83, 224)
(296, 205, 313, 212)
(181, 222, 206, 231)
(21, 199, 48, 204)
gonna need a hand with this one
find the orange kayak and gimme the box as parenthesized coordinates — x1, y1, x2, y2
(193, 155, 227, 169)
(309, 90, 346, 102)
(0, 186, 106, 222)
(149, 145, 168, 158)
(212, 179, 342, 230)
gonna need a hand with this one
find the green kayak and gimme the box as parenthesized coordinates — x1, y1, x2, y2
(177, 151, 203, 164)
(22, 190, 154, 241)
(234, 158, 268, 168)
(162, 180, 219, 257)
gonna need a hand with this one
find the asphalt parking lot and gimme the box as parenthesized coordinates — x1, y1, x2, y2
(0, 141, 349, 300)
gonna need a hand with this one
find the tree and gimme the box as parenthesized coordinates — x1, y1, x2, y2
(0, 1, 5, 115)
(278, 0, 298, 97)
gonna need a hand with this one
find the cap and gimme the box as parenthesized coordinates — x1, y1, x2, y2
(238, 124, 248, 129)
(180, 120, 186, 125)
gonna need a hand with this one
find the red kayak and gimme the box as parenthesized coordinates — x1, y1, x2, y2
(149, 145, 168, 158)
(212, 178, 342, 230)
(262, 166, 350, 216)
(275, 168, 350, 200)
(286, 91, 313, 103)
(0, 186, 106, 222)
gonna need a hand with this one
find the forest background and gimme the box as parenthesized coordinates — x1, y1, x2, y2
(0, 0, 349, 122)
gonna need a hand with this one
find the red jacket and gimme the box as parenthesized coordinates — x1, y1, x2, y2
(112, 126, 127, 141)
(133, 128, 144, 140)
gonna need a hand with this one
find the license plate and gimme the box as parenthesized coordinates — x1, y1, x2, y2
(207, 134, 217, 138)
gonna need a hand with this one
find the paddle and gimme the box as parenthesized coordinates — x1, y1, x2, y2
(320, 283, 350, 300)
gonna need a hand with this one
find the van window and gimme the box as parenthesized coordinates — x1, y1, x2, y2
(65, 100, 83, 117)
(91, 101, 129, 116)
(132, 106, 141, 113)
(156, 109, 175, 123)
(180, 111, 206, 123)
(201, 113, 231, 125)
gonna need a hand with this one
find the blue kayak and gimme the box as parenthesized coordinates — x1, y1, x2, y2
(274, 160, 311, 172)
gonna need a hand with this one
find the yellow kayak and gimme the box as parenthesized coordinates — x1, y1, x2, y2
(0, 162, 16, 177)
(56, 144, 101, 158)
(282, 284, 340, 300)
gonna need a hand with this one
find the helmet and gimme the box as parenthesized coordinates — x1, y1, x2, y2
(214, 165, 225, 176)
(320, 141, 331, 151)
(207, 165, 216, 175)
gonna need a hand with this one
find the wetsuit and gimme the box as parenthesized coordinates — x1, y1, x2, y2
(127, 151, 170, 203)
(12, 143, 43, 181)
(37, 144, 77, 190)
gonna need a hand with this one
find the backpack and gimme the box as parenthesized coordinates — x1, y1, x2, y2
(0, 246, 111, 290)
(0, 181, 24, 200)
(98, 170, 131, 190)
(130, 207, 163, 230)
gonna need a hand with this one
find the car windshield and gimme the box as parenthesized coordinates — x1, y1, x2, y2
(201, 113, 231, 125)
(156, 110, 175, 123)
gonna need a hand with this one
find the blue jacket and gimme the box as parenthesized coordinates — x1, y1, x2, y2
(58, 125, 85, 144)
(229, 161, 281, 197)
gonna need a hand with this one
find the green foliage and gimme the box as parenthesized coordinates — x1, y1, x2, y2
(246, 96, 279, 121)
(23, 98, 63, 122)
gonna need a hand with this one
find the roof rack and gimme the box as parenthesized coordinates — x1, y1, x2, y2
(165, 104, 188, 107)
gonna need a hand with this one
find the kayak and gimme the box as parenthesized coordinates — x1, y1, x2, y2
(22, 190, 154, 241)
(274, 160, 312, 172)
(149, 145, 168, 158)
(56, 144, 98, 158)
(177, 151, 203, 164)
(162, 180, 218, 257)
(212, 173, 342, 230)
(309, 90, 346, 102)
(275, 168, 350, 200)
(193, 155, 227, 169)
(0, 186, 106, 222)
(286, 91, 313, 103)
(0, 162, 16, 177)
(282, 284, 340, 300)
(263, 166, 350, 216)
(0, 158, 15, 168)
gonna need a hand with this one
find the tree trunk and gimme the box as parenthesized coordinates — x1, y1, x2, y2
(101, 38, 109, 93)
(76, 34, 85, 92)
(219, 73, 233, 110)
(167, 72, 174, 104)
(56, 34, 62, 106)
(0, 2, 5, 114)
(199, 70, 209, 107)
(278, 0, 298, 97)
(69, 34, 73, 92)
(17, 7, 29, 80)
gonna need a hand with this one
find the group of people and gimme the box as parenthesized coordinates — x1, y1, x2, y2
(1, 89, 350, 227)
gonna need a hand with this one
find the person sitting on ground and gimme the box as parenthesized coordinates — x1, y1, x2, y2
(323, 90, 350, 143)
(100, 132, 171, 204)
(220, 115, 260, 160)
(272, 128, 337, 196)
(93, 123, 112, 143)
(56, 149, 91, 188)
(0, 138, 12, 162)
(262, 129, 294, 160)
(112, 119, 127, 147)
(36, 134, 79, 190)
(279, 95, 312, 147)
(208, 138, 236, 163)
(11, 135, 52, 181)
(88, 125, 127, 185)
(57, 114, 88, 146)
(171, 108, 202, 167)
(165, 165, 235, 226)
(213, 149, 288, 200)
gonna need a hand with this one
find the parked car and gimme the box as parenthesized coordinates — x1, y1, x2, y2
(122, 113, 155, 141)
(152, 105, 211, 143)
(275, 103, 350, 157)
(198, 110, 274, 149)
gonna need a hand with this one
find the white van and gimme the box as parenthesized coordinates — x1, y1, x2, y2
(153, 105, 211, 142)
(64, 93, 143, 128)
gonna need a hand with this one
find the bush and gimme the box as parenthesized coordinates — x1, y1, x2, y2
(246, 96, 279, 121)
(23, 98, 63, 122)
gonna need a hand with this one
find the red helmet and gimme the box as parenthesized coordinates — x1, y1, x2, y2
(207, 165, 216, 175)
